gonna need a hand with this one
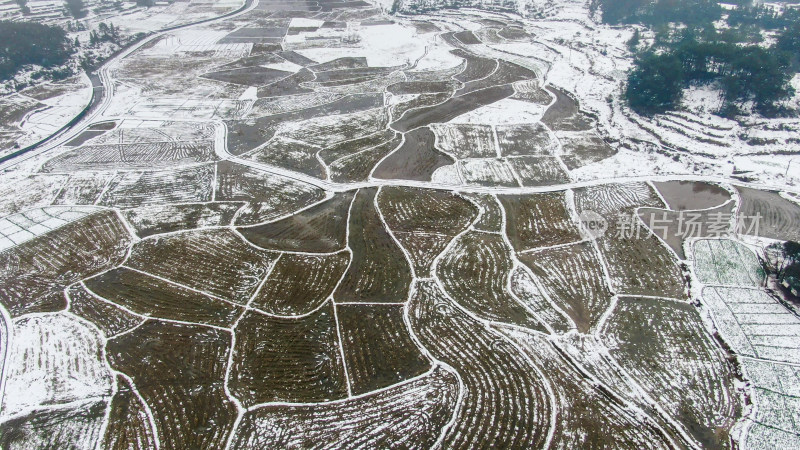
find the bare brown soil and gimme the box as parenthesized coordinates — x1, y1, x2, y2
(520, 241, 612, 333)
(238, 191, 354, 252)
(335, 188, 412, 303)
(107, 321, 237, 449)
(231, 366, 457, 448)
(126, 228, 278, 304)
(337, 304, 430, 394)
(68, 284, 142, 337)
(407, 280, 551, 448)
(251, 252, 349, 315)
(86, 267, 244, 328)
(230, 305, 348, 405)
(391, 85, 514, 132)
(372, 127, 455, 181)
(601, 298, 742, 449)
(500, 192, 581, 251)
(437, 231, 546, 331)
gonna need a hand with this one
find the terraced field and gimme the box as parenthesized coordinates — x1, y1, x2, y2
(0, 0, 796, 448)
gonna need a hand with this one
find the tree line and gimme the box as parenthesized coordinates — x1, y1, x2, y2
(596, 0, 800, 116)
(0, 20, 75, 81)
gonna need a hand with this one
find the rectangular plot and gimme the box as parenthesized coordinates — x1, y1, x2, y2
(507, 156, 569, 186)
(753, 345, 800, 364)
(499, 192, 580, 251)
(430, 123, 496, 159)
(742, 323, 800, 336)
(459, 158, 518, 187)
(337, 304, 430, 395)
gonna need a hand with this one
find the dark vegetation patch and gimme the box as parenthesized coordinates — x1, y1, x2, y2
(101, 376, 156, 449)
(238, 191, 354, 253)
(126, 228, 278, 304)
(520, 242, 613, 333)
(541, 87, 593, 131)
(372, 127, 455, 181)
(337, 304, 430, 394)
(319, 129, 396, 164)
(387, 80, 459, 95)
(312, 66, 400, 83)
(218, 26, 288, 44)
(251, 252, 349, 315)
(451, 48, 497, 83)
(457, 60, 536, 96)
(230, 305, 348, 405)
(335, 188, 412, 303)
(202, 66, 292, 86)
(0, 211, 130, 317)
(389, 92, 451, 123)
(277, 50, 317, 66)
(309, 56, 368, 71)
(454, 30, 482, 45)
(107, 321, 236, 450)
(500, 192, 581, 251)
(0, 20, 75, 81)
(257, 68, 316, 98)
(392, 84, 514, 132)
(86, 267, 244, 328)
(329, 133, 402, 182)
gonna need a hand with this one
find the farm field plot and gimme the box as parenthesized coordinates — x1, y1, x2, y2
(2, 0, 800, 447)
(334, 188, 412, 303)
(378, 186, 477, 276)
(437, 230, 545, 330)
(601, 297, 742, 448)
(693, 239, 764, 286)
(125, 228, 278, 304)
(337, 303, 430, 395)
(735, 186, 800, 242)
(520, 241, 612, 333)
(500, 192, 581, 251)
(230, 304, 348, 404)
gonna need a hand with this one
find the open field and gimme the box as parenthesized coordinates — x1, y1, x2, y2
(1, 0, 799, 446)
